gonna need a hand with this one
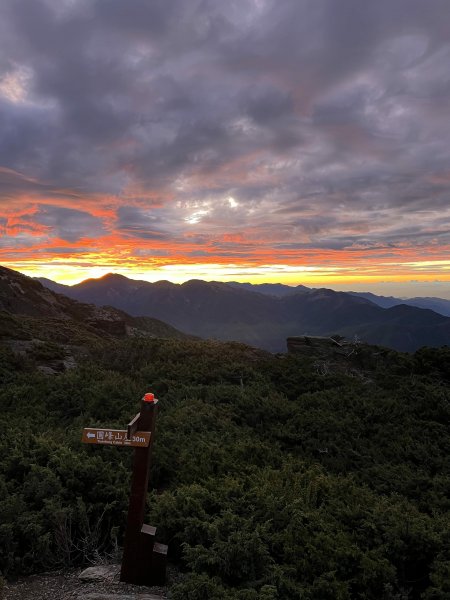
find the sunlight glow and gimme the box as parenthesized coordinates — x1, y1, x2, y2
(0, 68, 30, 103)
(185, 210, 209, 225)
(7, 256, 450, 294)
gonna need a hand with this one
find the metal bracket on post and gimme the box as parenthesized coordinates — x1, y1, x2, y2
(127, 412, 140, 439)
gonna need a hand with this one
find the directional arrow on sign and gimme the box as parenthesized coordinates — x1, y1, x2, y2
(87, 432, 95, 439)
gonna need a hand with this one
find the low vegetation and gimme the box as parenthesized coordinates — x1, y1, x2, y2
(1, 337, 450, 599)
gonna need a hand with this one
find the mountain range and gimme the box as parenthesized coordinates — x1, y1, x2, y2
(36, 271, 450, 352)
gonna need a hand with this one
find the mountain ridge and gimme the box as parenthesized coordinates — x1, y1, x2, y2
(35, 271, 450, 352)
(40, 275, 450, 316)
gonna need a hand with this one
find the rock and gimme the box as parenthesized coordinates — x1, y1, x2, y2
(78, 565, 120, 582)
(287, 335, 344, 353)
(63, 355, 77, 369)
(36, 365, 59, 375)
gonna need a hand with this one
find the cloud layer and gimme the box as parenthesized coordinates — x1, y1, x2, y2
(1, 0, 450, 285)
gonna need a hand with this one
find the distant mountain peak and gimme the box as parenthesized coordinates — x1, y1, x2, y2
(89, 272, 131, 284)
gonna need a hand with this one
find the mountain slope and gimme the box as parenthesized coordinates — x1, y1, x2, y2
(0, 266, 191, 344)
(228, 284, 450, 318)
(349, 291, 450, 316)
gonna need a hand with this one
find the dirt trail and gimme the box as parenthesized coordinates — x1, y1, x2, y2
(2, 566, 168, 600)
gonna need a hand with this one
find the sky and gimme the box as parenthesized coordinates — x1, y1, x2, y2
(1, 0, 450, 298)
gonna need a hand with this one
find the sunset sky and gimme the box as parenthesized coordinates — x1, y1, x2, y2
(1, 0, 450, 298)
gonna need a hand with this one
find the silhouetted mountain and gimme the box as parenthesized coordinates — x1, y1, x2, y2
(347, 291, 402, 309)
(1, 266, 191, 344)
(35, 277, 71, 296)
(398, 296, 450, 317)
(229, 283, 450, 320)
(37, 272, 450, 352)
(349, 291, 450, 316)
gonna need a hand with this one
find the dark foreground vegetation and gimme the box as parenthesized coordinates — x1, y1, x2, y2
(1, 337, 450, 599)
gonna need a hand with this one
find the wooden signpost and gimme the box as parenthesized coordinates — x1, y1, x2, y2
(81, 392, 167, 586)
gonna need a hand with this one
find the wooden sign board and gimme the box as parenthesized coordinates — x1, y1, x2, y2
(82, 428, 151, 447)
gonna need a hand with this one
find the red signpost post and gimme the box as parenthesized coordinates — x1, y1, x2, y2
(81, 392, 167, 586)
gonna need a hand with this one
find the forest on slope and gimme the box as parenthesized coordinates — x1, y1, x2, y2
(1, 336, 450, 599)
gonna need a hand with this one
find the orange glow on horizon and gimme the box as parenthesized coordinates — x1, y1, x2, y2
(2, 166, 450, 294)
(5, 256, 450, 288)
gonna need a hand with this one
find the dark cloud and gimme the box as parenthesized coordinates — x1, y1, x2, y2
(116, 205, 169, 240)
(32, 206, 106, 242)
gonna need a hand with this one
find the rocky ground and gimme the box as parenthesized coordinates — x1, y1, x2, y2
(2, 565, 170, 600)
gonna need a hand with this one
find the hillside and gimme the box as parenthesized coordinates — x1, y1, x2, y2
(2, 265, 448, 597)
(0, 266, 192, 373)
(1, 315, 450, 598)
(1, 266, 188, 338)
(38, 272, 450, 352)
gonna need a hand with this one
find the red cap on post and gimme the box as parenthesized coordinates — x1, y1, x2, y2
(143, 392, 155, 403)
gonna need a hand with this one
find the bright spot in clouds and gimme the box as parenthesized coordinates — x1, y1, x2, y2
(0, 68, 29, 103)
(185, 210, 210, 225)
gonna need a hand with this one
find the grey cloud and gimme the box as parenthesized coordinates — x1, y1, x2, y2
(91, 0, 179, 38)
(0, 167, 84, 203)
(32, 206, 106, 242)
(132, 248, 170, 257)
(0, 99, 57, 175)
(244, 86, 294, 125)
(41, 246, 95, 254)
(116, 206, 169, 240)
(187, 250, 211, 258)
(0, 233, 44, 248)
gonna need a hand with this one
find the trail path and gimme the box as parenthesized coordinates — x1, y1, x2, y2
(3, 565, 168, 600)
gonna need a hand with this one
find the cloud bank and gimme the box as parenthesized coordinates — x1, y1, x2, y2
(1, 0, 450, 285)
